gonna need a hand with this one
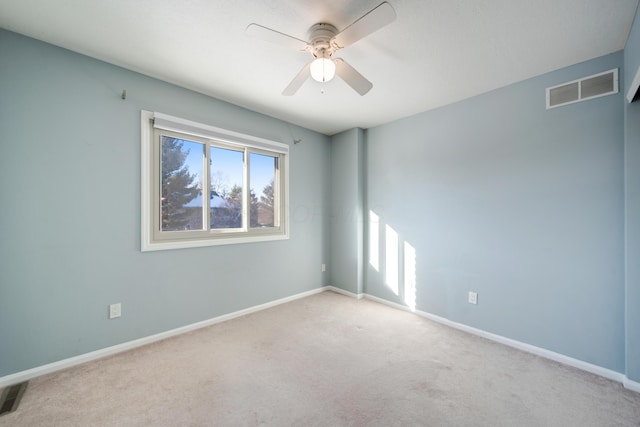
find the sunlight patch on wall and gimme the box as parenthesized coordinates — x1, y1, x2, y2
(370, 211, 418, 307)
(403, 241, 416, 311)
(385, 224, 399, 295)
(369, 210, 380, 272)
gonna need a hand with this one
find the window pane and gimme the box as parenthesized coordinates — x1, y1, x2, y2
(210, 146, 244, 229)
(160, 136, 204, 231)
(250, 153, 277, 228)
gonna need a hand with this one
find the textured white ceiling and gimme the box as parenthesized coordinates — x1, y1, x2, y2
(1, 0, 638, 135)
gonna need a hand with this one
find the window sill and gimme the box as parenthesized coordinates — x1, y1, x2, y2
(141, 232, 289, 252)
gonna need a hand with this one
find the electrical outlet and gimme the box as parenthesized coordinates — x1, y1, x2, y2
(468, 292, 478, 305)
(109, 303, 121, 319)
(321, 263, 326, 272)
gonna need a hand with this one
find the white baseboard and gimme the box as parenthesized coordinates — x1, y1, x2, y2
(362, 293, 639, 393)
(0, 287, 326, 388)
(325, 285, 364, 300)
(2, 287, 638, 394)
(623, 377, 640, 393)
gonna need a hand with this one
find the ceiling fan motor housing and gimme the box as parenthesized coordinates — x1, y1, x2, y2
(308, 23, 338, 58)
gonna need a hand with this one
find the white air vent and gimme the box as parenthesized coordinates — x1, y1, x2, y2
(546, 69, 618, 109)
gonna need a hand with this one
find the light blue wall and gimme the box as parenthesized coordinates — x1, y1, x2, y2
(365, 52, 625, 372)
(0, 30, 331, 377)
(624, 3, 640, 382)
(1, 23, 637, 383)
(330, 128, 364, 295)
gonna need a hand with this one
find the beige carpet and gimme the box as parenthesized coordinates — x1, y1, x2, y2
(1, 291, 639, 426)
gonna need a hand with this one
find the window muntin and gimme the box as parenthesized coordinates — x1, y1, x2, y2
(141, 111, 289, 251)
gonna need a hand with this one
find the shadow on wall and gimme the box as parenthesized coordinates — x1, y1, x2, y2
(369, 210, 417, 311)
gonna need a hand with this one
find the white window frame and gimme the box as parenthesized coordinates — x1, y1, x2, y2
(141, 111, 289, 251)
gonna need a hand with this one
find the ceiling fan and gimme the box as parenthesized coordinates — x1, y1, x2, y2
(246, 2, 396, 96)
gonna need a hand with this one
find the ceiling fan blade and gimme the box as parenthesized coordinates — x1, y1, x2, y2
(334, 58, 373, 96)
(331, 2, 396, 49)
(282, 62, 312, 96)
(246, 23, 309, 51)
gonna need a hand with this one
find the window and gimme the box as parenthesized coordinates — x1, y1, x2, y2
(141, 111, 289, 251)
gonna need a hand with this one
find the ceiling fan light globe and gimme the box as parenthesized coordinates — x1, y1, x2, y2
(310, 58, 336, 82)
